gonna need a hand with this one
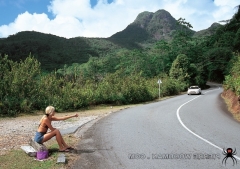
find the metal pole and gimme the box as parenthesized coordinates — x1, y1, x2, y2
(159, 82, 160, 99)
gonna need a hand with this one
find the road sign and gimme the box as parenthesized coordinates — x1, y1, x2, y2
(157, 79, 162, 84)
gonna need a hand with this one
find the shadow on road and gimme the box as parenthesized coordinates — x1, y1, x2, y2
(69, 148, 110, 154)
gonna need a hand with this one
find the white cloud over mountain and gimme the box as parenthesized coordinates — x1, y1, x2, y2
(0, 0, 239, 38)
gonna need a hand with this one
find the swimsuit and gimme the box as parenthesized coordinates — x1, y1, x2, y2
(39, 123, 48, 129)
(34, 122, 49, 143)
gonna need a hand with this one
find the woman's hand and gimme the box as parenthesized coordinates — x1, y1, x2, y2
(74, 113, 78, 117)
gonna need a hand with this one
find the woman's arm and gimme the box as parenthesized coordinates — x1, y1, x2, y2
(51, 114, 78, 121)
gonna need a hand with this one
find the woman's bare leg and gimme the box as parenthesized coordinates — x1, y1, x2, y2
(59, 135, 69, 147)
(42, 129, 69, 150)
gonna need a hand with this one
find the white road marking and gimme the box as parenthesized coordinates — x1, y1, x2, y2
(176, 88, 240, 160)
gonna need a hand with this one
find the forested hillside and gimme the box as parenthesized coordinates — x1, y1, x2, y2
(0, 7, 239, 116)
(221, 5, 240, 119)
(0, 31, 122, 71)
(0, 9, 212, 72)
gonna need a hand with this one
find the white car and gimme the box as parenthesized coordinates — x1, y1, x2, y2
(187, 86, 201, 95)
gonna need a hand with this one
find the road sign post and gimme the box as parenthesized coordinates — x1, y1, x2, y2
(157, 79, 162, 99)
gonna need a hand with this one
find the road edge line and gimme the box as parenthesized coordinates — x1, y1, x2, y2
(176, 88, 240, 161)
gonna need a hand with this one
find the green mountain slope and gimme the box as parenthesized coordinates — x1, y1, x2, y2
(109, 9, 195, 48)
(0, 9, 219, 71)
(0, 31, 121, 70)
(193, 23, 223, 37)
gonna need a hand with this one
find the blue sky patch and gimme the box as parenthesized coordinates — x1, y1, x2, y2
(90, 0, 114, 8)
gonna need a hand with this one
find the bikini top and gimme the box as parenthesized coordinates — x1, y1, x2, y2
(38, 121, 48, 130)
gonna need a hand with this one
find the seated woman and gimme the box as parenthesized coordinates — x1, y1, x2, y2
(34, 106, 78, 152)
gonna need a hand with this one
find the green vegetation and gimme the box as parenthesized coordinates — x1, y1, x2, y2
(0, 6, 239, 116)
(224, 53, 240, 94)
(0, 31, 121, 71)
(220, 5, 240, 95)
(0, 135, 75, 169)
(0, 53, 185, 116)
(0, 150, 62, 169)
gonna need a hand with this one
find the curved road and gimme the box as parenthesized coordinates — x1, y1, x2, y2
(71, 85, 240, 169)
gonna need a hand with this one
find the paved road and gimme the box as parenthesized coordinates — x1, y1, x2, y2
(71, 86, 240, 169)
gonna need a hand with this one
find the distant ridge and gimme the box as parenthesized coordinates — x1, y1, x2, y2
(193, 22, 222, 37)
(0, 9, 220, 70)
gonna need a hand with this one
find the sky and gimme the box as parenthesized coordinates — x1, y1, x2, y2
(0, 0, 239, 39)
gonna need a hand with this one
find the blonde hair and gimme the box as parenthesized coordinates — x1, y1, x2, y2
(40, 106, 55, 123)
(45, 106, 55, 116)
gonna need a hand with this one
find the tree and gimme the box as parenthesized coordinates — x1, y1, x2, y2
(203, 47, 233, 82)
(177, 17, 193, 35)
(169, 54, 190, 83)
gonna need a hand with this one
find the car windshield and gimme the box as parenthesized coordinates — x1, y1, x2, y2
(189, 86, 199, 89)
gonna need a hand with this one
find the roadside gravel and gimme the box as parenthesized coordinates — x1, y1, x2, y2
(0, 105, 133, 156)
(0, 115, 97, 156)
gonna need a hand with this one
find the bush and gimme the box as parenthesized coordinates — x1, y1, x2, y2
(223, 54, 240, 95)
(0, 56, 188, 116)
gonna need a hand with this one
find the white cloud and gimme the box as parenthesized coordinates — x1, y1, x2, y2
(214, 0, 239, 8)
(0, 11, 84, 38)
(0, 0, 239, 38)
(48, 0, 92, 18)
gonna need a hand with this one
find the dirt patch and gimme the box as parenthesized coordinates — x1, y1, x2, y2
(221, 89, 240, 121)
(0, 105, 135, 156)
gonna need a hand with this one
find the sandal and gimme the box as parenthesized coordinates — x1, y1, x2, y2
(59, 149, 70, 152)
(67, 147, 74, 150)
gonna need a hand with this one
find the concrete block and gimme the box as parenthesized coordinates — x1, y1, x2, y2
(29, 138, 48, 151)
(57, 153, 66, 163)
(21, 145, 37, 157)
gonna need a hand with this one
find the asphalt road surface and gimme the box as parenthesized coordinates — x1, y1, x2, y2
(71, 85, 240, 169)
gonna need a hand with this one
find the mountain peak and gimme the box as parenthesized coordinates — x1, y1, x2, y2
(133, 11, 154, 28)
(109, 9, 218, 48)
(133, 9, 173, 27)
(131, 9, 184, 41)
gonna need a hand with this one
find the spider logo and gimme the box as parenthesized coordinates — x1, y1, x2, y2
(222, 148, 237, 166)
